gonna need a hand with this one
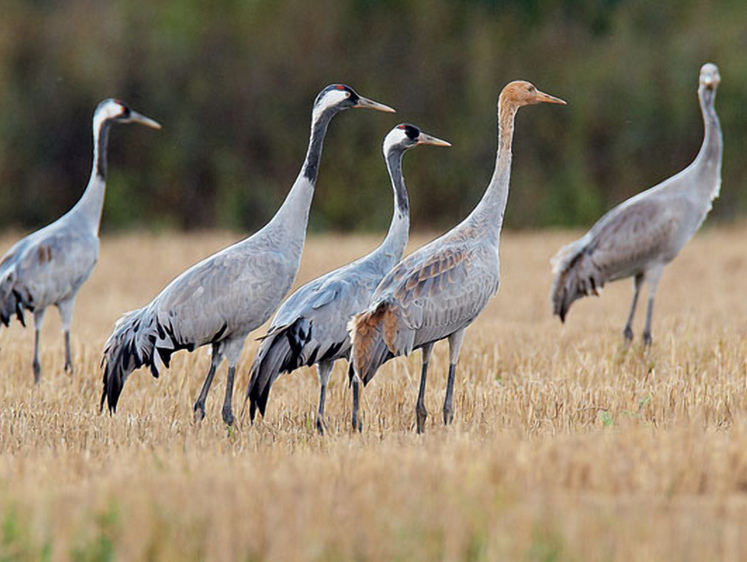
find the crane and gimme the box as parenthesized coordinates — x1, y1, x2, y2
(0, 99, 160, 382)
(551, 63, 722, 345)
(246, 123, 450, 434)
(350, 81, 566, 433)
(101, 84, 394, 426)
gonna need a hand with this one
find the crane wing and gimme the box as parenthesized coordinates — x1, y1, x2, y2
(584, 194, 694, 281)
(372, 241, 499, 354)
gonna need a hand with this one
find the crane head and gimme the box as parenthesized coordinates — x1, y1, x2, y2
(700, 63, 720, 91)
(312, 84, 395, 122)
(95, 99, 162, 130)
(383, 123, 451, 156)
(499, 81, 567, 108)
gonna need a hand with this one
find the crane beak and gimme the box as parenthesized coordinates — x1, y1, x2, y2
(354, 96, 396, 113)
(417, 132, 451, 147)
(536, 90, 567, 105)
(129, 110, 162, 130)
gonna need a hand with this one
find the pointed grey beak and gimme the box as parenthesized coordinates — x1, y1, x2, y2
(354, 95, 396, 113)
(536, 90, 567, 105)
(417, 132, 451, 147)
(129, 110, 162, 130)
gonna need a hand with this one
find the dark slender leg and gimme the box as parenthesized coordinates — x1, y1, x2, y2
(32, 329, 41, 384)
(317, 385, 327, 435)
(64, 331, 73, 374)
(642, 268, 663, 347)
(443, 363, 457, 425)
(31, 310, 46, 383)
(416, 362, 429, 434)
(351, 375, 362, 432)
(643, 296, 655, 346)
(316, 361, 333, 435)
(57, 299, 75, 375)
(442, 329, 465, 428)
(624, 274, 643, 342)
(221, 366, 236, 426)
(194, 349, 221, 422)
(416, 343, 434, 434)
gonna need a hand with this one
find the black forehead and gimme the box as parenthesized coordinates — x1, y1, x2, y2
(402, 124, 420, 140)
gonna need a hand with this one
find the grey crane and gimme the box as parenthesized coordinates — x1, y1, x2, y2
(350, 81, 566, 433)
(550, 63, 722, 345)
(101, 84, 394, 425)
(0, 99, 160, 382)
(246, 123, 450, 434)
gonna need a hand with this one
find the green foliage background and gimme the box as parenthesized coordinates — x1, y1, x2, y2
(0, 0, 745, 233)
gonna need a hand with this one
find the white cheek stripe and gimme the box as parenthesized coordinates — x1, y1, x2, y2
(312, 90, 349, 123)
(94, 101, 123, 130)
(382, 129, 409, 155)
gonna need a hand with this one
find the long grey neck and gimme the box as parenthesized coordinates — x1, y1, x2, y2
(467, 99, 518, 244)
(693, 85, 722, 201)
(68, 118, 111, 235)
(267, 108, 335, 238)
(377, 147, 410, 260)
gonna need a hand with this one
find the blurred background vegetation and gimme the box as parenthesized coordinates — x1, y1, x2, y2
(0, 0, 745, 234)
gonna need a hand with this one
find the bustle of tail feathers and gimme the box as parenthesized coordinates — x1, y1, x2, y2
(550, 240, 603, 323)
(0, 269, 30, 327)
(100, 307, 160, 414)
(349, 301, 396, 386)
(246, 318, 312, 421)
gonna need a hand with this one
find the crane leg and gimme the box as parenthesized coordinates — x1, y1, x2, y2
(221, 366, 236, 426)
(443, 329, 465, 426)
(315, 360, 334, 435)
(57, 297, 76, 374)
(623, 274, 643, 342)
(32, 309, 46, 384)
(643, 297, 656, 346)
(415, 343, 434, 434)
(642, 267, 663, 346)
(220, 339, 246, 427)
(351, 372, 362, 433)
(193, 344, 222, 422)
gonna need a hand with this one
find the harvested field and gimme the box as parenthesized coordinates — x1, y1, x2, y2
(0, 226, 746, 561)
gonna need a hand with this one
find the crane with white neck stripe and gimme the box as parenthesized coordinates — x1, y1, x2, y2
(101, 84, 394, 426)
(246, 123, 450, 434)
(0, 99, 160, 382)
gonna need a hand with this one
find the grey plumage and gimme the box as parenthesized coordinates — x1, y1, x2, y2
(246, 123, 450, 433)
(100, 84, 394, 425)
(551, 63, 722, 344)
(350, 81, 566, 433)
(0, 99, 160, 382)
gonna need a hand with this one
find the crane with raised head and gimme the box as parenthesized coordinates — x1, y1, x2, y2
(101, 84, 394, 426)
(246, 123, 450, 434)
(551, 63, 722, 345)
(0, 99, 160, 382)
(350, 81, 566, 433)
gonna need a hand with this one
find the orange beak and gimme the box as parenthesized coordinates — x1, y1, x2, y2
(536, 90, 567, 105)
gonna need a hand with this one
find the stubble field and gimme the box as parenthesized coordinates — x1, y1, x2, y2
(1, 226, 747, 561)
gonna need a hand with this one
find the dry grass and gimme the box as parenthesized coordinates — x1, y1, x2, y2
(1, 225, 747, 561)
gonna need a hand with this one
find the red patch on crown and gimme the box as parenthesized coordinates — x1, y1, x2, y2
(335, 84, 345, 91)
(397, 125, 406, 130)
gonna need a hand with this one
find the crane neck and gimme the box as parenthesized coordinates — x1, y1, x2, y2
(68, 114, 112, 236)
(268, 106, 336, 236)
(694, 84, 722, 201)
(468, 97, 519, 243)
(378, 146, 410, 259)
